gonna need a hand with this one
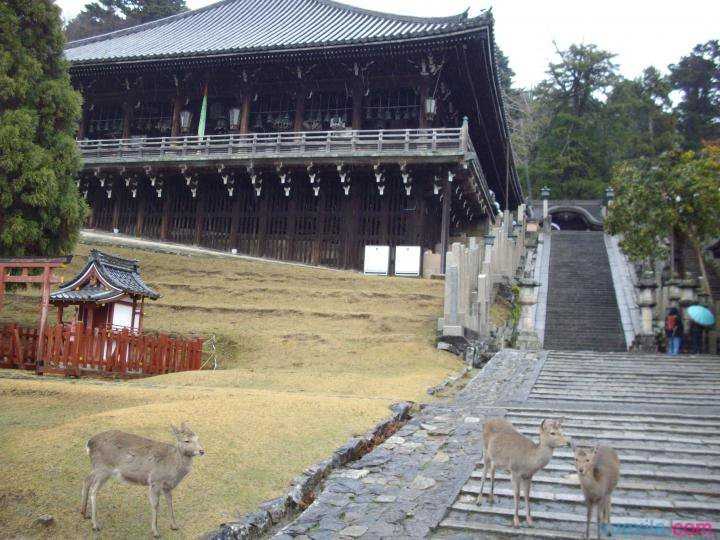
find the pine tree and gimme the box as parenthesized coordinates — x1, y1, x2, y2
(0, 0, 87, 256)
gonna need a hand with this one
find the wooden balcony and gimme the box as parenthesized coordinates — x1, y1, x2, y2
(77, 127, 473, 167)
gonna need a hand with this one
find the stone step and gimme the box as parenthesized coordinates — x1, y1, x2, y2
(447, 502, 720, 533)
(438, 518, 583, 539)
(506, 418, 720, 439)
(528, 393, 717, 407)
(469, 472, 720, 497)
(538, 368, 720, 377)
(529, 388, 720, 405)
(504, 410, 720, 427)
(504, 406, 720, 421)
(532, 384, 720, 396)
(461, 484, 720, 512)
(517, 461, 720, 482)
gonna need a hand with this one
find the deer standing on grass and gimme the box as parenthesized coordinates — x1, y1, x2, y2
(81, 423, 205, 538)
(573, 445, 620, 539)
(476, 418, 569, 528)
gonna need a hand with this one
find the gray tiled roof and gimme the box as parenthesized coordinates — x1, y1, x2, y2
(53, 250, 160, 302)
(65, 0, 490, 64)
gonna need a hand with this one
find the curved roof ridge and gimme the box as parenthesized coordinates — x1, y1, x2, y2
(65, 0, 483, 51)
(314, 0, 471, 24)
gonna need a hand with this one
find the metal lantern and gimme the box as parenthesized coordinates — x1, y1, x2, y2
(228, 107, 241, 130)
(540, 186, 551, 200)
(605, 186, 615, 204)
(425, 97, 437, 121)
(179, 109, 192, 132)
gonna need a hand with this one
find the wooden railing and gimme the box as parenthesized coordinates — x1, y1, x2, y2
(77, 127, 470, 164)
(0, 323, 203, 377)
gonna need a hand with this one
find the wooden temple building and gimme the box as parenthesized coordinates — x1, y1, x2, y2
(66, 0, 523, 270)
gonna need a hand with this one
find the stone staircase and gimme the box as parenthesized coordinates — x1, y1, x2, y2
(543, 231, 626, 352)
(436, 351, 720, 538)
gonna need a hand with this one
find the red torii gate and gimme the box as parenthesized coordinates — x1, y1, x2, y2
(0, 256, 71, 373)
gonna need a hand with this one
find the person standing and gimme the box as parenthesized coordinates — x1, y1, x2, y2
(690, 321, 703, 354)
(665, 307, 683, 355)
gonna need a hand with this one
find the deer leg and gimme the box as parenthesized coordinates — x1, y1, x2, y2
(606, 495, 612, 536)
(511, 473, 521, 528)
(164, 489, 179, 530)
(476, 455, 489, 505)
(89, 471, 110, 531)
(81, 473, 93, 518)
(149, 484, 162, 538)
(523, 478, 533, 526)
(597, 498, 603, 539)
(489, 462, 496, 504)
(585, 503, 592, 540)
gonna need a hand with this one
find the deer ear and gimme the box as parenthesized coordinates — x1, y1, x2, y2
(170, 424, 180, 436)
(540, 419, 548, 431)
(180, 421, 192, 434)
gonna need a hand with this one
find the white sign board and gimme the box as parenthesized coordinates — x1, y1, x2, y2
(363, 245, 390, 275)
(394, 246, 422, 277)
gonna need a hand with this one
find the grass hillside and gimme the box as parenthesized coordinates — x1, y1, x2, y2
(0, 241, 458, 538)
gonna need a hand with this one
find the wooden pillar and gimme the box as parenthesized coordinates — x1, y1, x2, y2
(343, 187, 360, 268)
(419, 81, 429, 129)
(194, 186, 205, 245)
(228, 194, 241, 249)
(130, 297, 137, 331)
(78, 103, 89, 140)
(440, 175, 451, 274)
(160, 187, 172, 241)
(293, 92, 306, 132)
(240, 94, 251, 134)
(122, 102, 132, 139)
(56, 305, 64, 325)
(171, 94, 183, 137)
(257, 194, 269, 257)
(135, 195, 146, 237)
(87, 304, 94, 329)
(414, 182, 426, 246)
(35, 266, 52, 372)
(111, 193, 121, 232)
(288, 193, 298, 261)
(352, 87, 363, 130)
(138, 298, 145, 333)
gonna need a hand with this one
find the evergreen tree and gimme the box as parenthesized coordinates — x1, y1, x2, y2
(0, 0, 87, 256)
(670, 40, 720, 149)
(65, 0, 188, 42)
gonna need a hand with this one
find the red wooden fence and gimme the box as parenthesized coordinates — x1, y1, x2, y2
(0, 323, 203, 377)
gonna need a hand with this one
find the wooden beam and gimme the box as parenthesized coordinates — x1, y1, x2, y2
(111, 192, 120, 232)
(352, 87, 363, 130)
(36, 266, 52, 372)
(160, 187, 172, 241)
(293, 92, 306, 132)
(440, 174, 451, 274)
(122, 102, 132, 139)
(194, 186, 205, 245)
(228, 192, 241, 249)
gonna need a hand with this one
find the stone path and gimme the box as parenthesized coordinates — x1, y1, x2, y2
(275, 350, 720, 539)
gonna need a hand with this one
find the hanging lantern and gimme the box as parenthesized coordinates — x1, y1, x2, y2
(179, 109, 192, 132)
(228, 107, 241, 130)
(425, 97, 437, 121)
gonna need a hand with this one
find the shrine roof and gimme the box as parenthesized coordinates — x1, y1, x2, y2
(65, 0, 491, 65)
(51, 250, 160, 302)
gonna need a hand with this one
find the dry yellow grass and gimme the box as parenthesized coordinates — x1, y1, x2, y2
(0, 242, 460, 538)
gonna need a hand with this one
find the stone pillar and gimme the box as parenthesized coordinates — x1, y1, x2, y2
(679, 278, 698, 341)
(636, 273, 658, 351)
(666, 279, 681, 309)
(516, 278, 541, 350)
(540, 186, 550, 232)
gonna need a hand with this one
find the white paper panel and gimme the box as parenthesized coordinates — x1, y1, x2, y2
(112, 303, 133, 329)
(363, 245, 390, 275)
(394, 246, 421, 277)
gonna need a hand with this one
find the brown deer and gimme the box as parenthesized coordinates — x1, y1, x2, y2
(81, 423, 205, 538)
(476, 418, 569, 528)
(573, 445, 620, 539)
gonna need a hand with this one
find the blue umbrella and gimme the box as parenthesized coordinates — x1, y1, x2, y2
(687, 305, 716, 327)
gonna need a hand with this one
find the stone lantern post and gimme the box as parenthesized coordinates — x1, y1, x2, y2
(540, 186, 550, 232)
(516, 278, 541, 350)
(602, 186, 614, 218)
(636, 272, 658, 351)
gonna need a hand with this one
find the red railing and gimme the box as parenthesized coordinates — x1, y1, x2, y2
(0, 323, 203, 377)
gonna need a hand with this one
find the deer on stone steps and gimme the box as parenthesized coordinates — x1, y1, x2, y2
(573, 444, 620, 539)
(476, 418, 569, 528)
(81, 422, 204, 538)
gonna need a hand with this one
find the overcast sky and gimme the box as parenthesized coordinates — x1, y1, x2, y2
(55, 0, 720, 89)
